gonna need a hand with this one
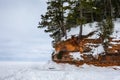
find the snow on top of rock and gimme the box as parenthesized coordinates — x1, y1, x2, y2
(92, 44, 104, 54)
(67, 22, 98, 37)
(110, 41, 120, 45)
(62, 22, 99, 40)
(111, 19, 120, 40)
(91, 44, 104, 58)
(84, 43, 105, 58)
(69, 52, 83, 61)
(63, 19, 120, 41)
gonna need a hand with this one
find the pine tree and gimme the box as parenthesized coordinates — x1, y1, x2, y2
(38, 0, 68, 42)
(112, 0, 120, 18)
(97, 0, 114, 53)
(66, 0, 96, 41)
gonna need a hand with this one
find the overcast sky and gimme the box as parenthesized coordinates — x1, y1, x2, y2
(0, 0, 53, 62)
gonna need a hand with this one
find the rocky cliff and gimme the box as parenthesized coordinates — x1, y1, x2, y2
(52, 20, 120, 66)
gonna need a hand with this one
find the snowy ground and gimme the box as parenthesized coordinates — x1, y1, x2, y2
(0, 61, 120, 80)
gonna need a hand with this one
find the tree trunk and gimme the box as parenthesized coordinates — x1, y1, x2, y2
(64, 26, 67, 39)
(115, 0, 120, 17)
(109, 0, 112, 17)
(61, 0, 67, 39)
(91, 9, 94, 22)
(78, 0, 83, 41)
(104, 0, 107, 18)
(79, 22, 82, 40)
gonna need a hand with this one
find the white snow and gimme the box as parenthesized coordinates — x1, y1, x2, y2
(84, 43, 104, 58)
(111, 19, 120, 40)
(65, 22, 99, 40)
(110, 41, 120, 45)
(0, 61, 120, 80)
(62, 22, 100, 40)
(92, 44, 104, 55)
(70, 52, 83, 61)
(63, 19, 120, 41)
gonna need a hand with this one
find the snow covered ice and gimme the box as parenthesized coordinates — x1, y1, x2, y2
(0, 61, 120, 80)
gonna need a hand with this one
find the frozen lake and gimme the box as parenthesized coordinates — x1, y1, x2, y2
(0, 61, 120, 80)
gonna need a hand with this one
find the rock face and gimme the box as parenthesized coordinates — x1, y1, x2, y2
(52, 36, 120, 66)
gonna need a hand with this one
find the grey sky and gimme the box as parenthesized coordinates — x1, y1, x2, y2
(0, 0, 53, 61)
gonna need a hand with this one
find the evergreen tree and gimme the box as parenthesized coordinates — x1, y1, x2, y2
(38, 0, 68, 42)
(97, 0, 114, 52)
(112, 0, 120, 18)
(66, 0, 96, 41)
